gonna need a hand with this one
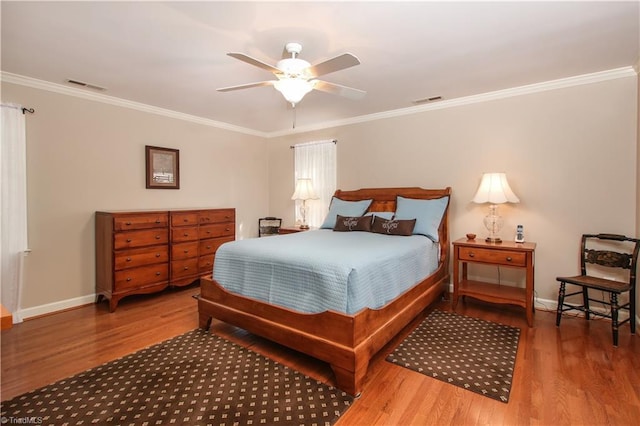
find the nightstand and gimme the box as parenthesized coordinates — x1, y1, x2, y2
(278, 226, 309, 235)
(452, 238, 536, 327)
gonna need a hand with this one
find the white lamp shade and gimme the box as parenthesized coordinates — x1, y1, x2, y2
(291, 178, 318, 201)
(472, 173, 520, 204)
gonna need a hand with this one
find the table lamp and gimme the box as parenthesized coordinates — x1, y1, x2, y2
(291, 178, 318, 229)
(472, 172, 520, 243)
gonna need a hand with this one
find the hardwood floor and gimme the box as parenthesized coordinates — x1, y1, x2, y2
(2, 287, 639, 425)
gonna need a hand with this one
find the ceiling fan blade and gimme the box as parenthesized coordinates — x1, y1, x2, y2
(227, 53, 282, 74)
(307, 53, 361, 77)
(217, 81, 275, 92)
(313, 80, 366, 99)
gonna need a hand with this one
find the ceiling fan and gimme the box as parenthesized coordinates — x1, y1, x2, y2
(217, 42, 366, 107)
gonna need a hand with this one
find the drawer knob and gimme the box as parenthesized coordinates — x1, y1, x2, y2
(155, 253, 161, 257)
(126, 238, 132, 243)
(226, 227, 230, 231)
(183, 218, 188, 222)
(206, 245, 212, 249)
(468, 252, 475, 257)
(155, 235, 161, 240)
(126, 277, 132, 282)
(126, 257, 131, 262)
(184, 250, 189, 253)
(156, 271, 161, 276)
(206, 231, 211, 234)
(125, 221, 132, 226)
(183, 266, 189, 270)
(506, 256, 513, 262)
(155, 219, 161, 224)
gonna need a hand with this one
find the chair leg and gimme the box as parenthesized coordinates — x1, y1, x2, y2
(611, 292, 619, 346)
(631, 288, 636, 335)
(582, 286, 590, 320)
(556, 281, 566, 326)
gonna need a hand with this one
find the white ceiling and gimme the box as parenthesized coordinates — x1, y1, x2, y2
(1, 1, 639, 135)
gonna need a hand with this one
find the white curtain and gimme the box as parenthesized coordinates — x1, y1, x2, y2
(1, 104, 28, 323)
(293, 140, 337, 228)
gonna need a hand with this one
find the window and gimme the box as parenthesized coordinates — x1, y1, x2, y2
(292, 140, 336, 228)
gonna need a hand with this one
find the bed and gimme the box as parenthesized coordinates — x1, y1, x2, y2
(198, 187, 451, 396)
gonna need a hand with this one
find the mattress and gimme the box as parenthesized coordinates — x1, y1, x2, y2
(213, 229, 439, 315)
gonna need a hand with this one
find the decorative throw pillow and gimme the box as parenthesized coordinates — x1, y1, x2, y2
(320, 197, 373, 229)
(394, 195, 449, 241)
(333, 215, 372, 232)
(371, 216, 416, 236)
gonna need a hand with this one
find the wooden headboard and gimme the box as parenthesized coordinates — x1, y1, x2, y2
(332, 187, 452, 265)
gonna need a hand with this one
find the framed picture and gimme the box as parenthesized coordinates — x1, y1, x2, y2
(145, 145, 180, 189)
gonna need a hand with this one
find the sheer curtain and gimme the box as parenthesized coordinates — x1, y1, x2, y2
(293, 140, 337, 228)
(1, 104, 29, 323)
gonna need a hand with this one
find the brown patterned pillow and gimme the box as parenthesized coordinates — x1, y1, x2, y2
(371, 216, 416, 236)
(333, 215, 372, 232)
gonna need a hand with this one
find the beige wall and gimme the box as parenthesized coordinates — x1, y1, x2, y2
(2, 83, 268, 315)
(268, 76, 639, 304)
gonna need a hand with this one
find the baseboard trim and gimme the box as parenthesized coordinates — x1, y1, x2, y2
(17, 294, 96, 322)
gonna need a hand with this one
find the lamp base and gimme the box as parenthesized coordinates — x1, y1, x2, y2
(485, 236, 502, 243)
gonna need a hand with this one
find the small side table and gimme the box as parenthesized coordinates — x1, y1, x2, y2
(452, 238, 536, 327)
(278, 226, 309, 235)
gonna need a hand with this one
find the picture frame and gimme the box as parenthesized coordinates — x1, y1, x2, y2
(145, 145, 180, 189)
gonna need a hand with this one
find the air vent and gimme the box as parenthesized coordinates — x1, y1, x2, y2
(65, 79, 107, 91)
(412, 96, 443, 105)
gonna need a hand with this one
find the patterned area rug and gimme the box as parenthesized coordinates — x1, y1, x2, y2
(1, 329, 353, 425)
(386, 310, 520, 403)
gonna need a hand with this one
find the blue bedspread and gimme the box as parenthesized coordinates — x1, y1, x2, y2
(213, 229, 439, 315)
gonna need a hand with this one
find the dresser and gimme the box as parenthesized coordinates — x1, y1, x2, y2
(96, 208, 235, 311)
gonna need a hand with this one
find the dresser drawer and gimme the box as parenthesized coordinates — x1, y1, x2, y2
(114, 246, 169, 270)
(200, 209, 235, 224)
(115, 264, 168, 291)
(171, 212, 199, 227)
(171, 226, 199, 243)
(113, 213, 168, 231)
(198, 255, 215, 274)
(171, 258, 199, 280)
(171, 241, 199, 260)
(199, 236, 234, 256)
(199, 223, 235, 239)
(458, 246, 527, 267)
(114, 229, 168, 249)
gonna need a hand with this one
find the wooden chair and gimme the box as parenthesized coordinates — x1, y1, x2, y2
(556, 233, 640, 346)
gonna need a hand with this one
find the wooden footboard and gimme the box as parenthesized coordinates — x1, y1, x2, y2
(198, 264, 448, 395)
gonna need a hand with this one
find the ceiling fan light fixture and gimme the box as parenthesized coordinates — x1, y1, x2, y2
(274, 78, 315, 105)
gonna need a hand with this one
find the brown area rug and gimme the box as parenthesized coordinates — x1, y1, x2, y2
(386, 310, 520, 403)
(1, 329, 353, 425)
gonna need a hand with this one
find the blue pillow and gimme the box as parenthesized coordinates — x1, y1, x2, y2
(365, 211, 394, 220)
(320, 197, 373, 229)
(394, 195, 449, 241)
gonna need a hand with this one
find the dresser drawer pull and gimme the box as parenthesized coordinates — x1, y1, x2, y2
(126, 277, 132, 282)
(183, 218, 189, 222)
(206, 245, 212, 249)
(183, 266, 189, 270)
(125, 221, 132, 226)
(226, 227, 230, 231)
(184, 249, 189, 253)
(126, 238, 132, 243)
(155, 235, 161, 240)
(156, 271, 161, 276)
(468, 252, 475, 257)
(155, 219, 161, 223)
(206, 231, 211, 234)
(155, 253, 161, 257)
(506, 256, 513, 262)
(183, 233, 189, 237)
(126, 257, 132, 262)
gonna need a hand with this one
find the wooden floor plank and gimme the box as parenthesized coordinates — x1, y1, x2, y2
(2, 287, 639, 425)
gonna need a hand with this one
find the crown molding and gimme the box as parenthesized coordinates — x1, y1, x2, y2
(0, 72, 268, 138)
(268, 66, 638, 138)
(2, 67, 636, 139)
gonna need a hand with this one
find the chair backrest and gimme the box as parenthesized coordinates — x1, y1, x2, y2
(580, 233, 640, 287)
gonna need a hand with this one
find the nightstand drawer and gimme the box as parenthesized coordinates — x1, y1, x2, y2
(458, 246, 527, 267)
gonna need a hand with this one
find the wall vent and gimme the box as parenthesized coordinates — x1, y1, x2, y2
(412, 96, 443, 105)
(65, 79, 107, 91)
